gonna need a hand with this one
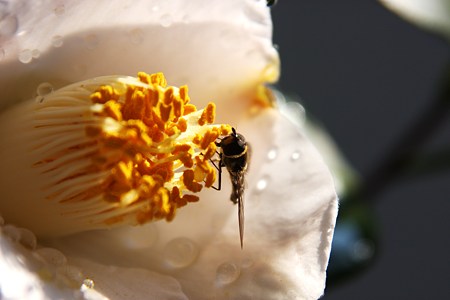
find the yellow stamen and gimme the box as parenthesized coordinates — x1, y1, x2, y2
(0, 72, 232, 235)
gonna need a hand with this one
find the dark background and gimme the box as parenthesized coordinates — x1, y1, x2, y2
(271, 1, 450, 299)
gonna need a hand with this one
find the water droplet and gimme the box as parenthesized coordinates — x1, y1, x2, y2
(37, 82, 54, 96)
(51, 35, 64, 48)
(291, 150, 301, 161)
(35, 96, 45, 103)
(254, 175, 270, 194)
(31, 49, 40, 59)
(82, 278, 95, 289)
(17, 228, 37, 250)
(129, 28, 143, 44)
(84, 34, 99, 50)
(216, 262, 240, 285)
(163, 237, 198, 268)
(0, 14, 19, 38)
(35, 248, 67, 267)
(18, 49, 32, 64)
(160, 14, 172, 27)
(117, 224, 158, 249)
(240, 258, 254, 269)
(60, 265, 83, 283)
(2, 224, 20, 240)
(54, 4, 65, 16)
(266, 146, 278, 161)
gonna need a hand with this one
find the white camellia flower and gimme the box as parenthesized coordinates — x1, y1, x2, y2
(379, 0, 450, 40)
(0, 1, 338, 299)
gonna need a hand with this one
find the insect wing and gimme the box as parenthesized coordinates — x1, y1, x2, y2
(238, 188, 244, 249)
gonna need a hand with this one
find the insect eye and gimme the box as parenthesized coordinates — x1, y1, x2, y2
(236, 134, 246, 143)
(266, 0, 278, 7)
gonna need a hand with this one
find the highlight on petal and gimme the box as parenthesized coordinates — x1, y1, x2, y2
(0, 0, 279, 115)
(46, 106, 338, 300)
(72, 258, 188, 300)
(379, 0, 450, 40)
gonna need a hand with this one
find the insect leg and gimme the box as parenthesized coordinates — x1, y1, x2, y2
(209, 152, 222, 191)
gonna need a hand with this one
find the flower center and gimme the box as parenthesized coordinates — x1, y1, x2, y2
(33, 72, 231, 226)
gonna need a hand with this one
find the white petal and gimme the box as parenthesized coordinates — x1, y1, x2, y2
(47, 108, 338, 300)
(0, 0, 279, 110)
(379, 0, 450, 39)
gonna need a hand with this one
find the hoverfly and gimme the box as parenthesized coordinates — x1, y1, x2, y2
(213, 128, 250, 249)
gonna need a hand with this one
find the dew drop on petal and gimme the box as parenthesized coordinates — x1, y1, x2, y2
(118, 224, 158, 249)
(216, 262, 240, 285)
(31, 49, 40, 59)
(291, 150, 301, 161)
(163, 237, 198, 268)
(2, 224, 21, 241)
(17, 227, 37, 250)
(254, 175, 270, 194)
(266, 146, 278, 161)
(240, 258, 254, 269)
(82, 278, 95, 289)
(18, 49, 32, 64)
(60, 265, 84, 283)
(0, 14, 19, 38)
(51, 35, 64, 48)
(54, 4, 65, 16)
(160, 13, 172, 27)
(84, 34, 99, 50)
(34, 247, 67, 267)
(37, 82, 54, 96)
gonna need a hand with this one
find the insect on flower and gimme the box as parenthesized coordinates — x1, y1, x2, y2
(213, 128, 250, 249)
